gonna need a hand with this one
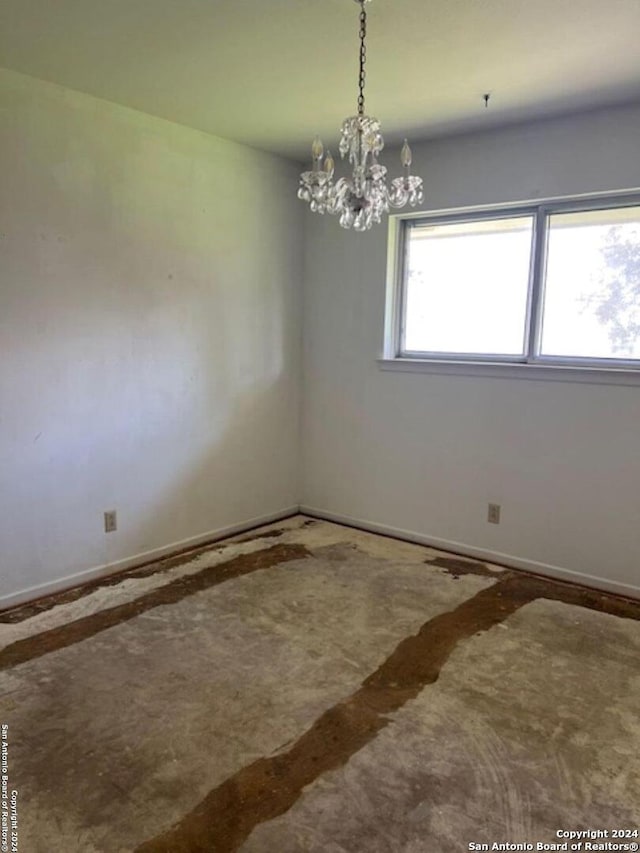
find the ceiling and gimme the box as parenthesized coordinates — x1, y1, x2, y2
(2, 0, 640, 162)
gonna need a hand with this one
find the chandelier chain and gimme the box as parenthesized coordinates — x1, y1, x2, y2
(357, 1, 367, 116)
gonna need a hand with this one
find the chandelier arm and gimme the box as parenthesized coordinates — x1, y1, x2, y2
(357, 1, 367, 116)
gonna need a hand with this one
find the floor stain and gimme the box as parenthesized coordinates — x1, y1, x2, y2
(0, 543, 309, 671)
(0, 527, 295, 624)
(429, 556, 640, 622)
(134, 566, 640, 853)
(515, 574, 640, 621)
(134, 576, 537, 853)
(5, 522, 639, 852)
(233, 528, 286, 544)
(0, 544, 225, 623)
(428, 556, 506, 579)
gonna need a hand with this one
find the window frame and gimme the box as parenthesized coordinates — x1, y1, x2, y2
(385, 192, 640, 376)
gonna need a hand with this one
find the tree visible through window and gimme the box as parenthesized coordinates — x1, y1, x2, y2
(583, 223, 640, 355)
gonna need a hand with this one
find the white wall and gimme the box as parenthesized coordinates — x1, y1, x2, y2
(3, 73, 639, 606)
(0, 68, 302, 605)
(301, 103, 640, 596)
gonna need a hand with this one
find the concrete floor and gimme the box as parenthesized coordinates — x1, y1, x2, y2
(1, 516, 638, 852)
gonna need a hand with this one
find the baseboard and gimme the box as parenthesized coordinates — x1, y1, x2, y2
(6, 504, 637, 612)
(299, 505, 640, 601)
(0, 506, 301, 612)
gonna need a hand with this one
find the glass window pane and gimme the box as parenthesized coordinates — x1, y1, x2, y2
(403, 216, 533, 356)
(541, 206, 640, 360)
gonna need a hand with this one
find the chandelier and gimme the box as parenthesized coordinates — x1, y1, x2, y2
(298, 0, 423, 231)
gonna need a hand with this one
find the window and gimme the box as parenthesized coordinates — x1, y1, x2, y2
(392, 196, 640, 370)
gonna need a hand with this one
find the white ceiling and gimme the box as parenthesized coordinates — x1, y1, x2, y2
(2, 0, 640, 162)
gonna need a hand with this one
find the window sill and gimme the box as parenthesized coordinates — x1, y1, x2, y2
(377, 357, 640, 387)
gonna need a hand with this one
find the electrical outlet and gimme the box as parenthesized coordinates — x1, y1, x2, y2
(104, 510, 117, 533)
(487, 503, 501, 524)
